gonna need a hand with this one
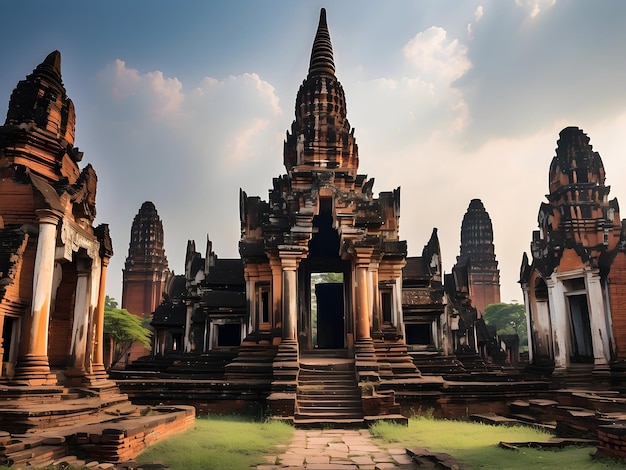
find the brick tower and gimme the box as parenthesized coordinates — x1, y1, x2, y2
(455, 199, 501, 315)
(122, 201, 169, 361)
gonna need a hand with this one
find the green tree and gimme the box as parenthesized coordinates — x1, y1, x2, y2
(483, 302, 528, 349)
(104, 296, 152, 367)
(312, 272, 344, 284)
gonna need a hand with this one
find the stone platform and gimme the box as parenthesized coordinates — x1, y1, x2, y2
(0, 383, 195, 467)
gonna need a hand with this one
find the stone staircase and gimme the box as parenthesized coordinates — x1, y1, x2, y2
(294, 353, 364, 428)
(556, 363, 595, 389)
(373, 337, 422, 379)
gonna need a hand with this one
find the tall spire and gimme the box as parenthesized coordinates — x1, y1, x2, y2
(5, 50, 76, 147)
(122, 201, 170, 319)
(308, 8, 335, 77)
(125, 201, 168, 274)
(459, 199, 495, 258)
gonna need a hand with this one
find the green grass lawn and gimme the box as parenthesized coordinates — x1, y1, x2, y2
(134, 414, 624, 470)
(136, 415, 293, 470)
(370, 416, 624, 470)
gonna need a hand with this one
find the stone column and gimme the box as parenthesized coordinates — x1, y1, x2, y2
(87, 255, 109, 383)
(87, 224, 114, 384)
(280, 257, 299, 341)
(522, 284, 534, 363)
(355, 261, 371, 340)
(66, 261, 92, 381)
(183, 303, 193, 353)
(547, 275, 568, 370)
(586, 271, 611, 383)
(13, 209, 61, 385)
(393, 276, 403, 332)
(245, 265, 259, 333)
(586, 271, 611, 368)
(369, 268, 379, 332)
(269, 255, 283, 343)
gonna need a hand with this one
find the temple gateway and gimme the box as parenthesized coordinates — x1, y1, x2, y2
(239, 8, 407, 360)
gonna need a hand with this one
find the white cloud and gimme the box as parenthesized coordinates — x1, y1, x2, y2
(109, 59, 141, 100)
(515, 0, 557, 18)
(474, 5, 484, 22)
(143, 70, 184, 118)
(348, 26, 471, 161)
(403, 26, 472, 85)
(91, 60, 287, 302)
(98, 60, 283, 169)
(102, 60, 184, 119)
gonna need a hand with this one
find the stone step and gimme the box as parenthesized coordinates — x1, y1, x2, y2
(298, 389, 359, 397)
(297, 399, 361, 407)
(294, 355, 363, 425)
(292, 417, 365, 429)
(297, 377, 355, 385)
(295, 411, 363, 420)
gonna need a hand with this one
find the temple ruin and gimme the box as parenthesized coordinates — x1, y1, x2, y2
(520, 127, 626, 384)
(2, 7, 626, 466)
(0, 52, 193, 467)
(118, 13, 626, 439)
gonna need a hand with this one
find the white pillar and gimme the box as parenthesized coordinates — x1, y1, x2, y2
(547, 275, 568, 369)
(89, 254, 109, 381)
(69, 265, 91, 371)
(184, 304, 193, 352)
(522, 285, 534, 363)
(14, 210, 60, 384)
(586, 271, 610, 365)
(393, 276, 403, 333)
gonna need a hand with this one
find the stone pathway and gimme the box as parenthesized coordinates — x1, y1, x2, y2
(255, 428, 416, 469)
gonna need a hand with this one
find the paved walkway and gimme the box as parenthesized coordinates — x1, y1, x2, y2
(255, 428, 416, 469)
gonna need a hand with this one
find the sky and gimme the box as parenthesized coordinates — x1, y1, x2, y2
(2, 0, 626, 306)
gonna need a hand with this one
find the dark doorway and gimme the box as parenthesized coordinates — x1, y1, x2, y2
(406, 323, 432, 346)
(2, 316, 14, 363)
(568, 294, 593, 363)
(301, 197, 349, 350)
(217, 323, 241, 347)
(315, 282, 344, 348)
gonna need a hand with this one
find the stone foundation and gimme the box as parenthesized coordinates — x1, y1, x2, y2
(0, 405, 195, 467)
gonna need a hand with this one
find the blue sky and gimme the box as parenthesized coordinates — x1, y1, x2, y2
(2, 1, 626, 304)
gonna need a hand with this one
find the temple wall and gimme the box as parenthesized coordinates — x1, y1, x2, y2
(608, 251, 626, 359)
(0, 179, 37, 225)
(469, 281, 501, 315)
(556, 248, 585, 273)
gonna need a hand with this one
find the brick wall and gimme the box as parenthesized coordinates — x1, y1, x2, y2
(608, 252, 626, 359)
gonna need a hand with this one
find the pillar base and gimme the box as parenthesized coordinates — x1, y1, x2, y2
(354, 338, 376, 358)
(592, 363, 612, 386)
(81, 363, 116, 391)
(12, 355, 57, 386)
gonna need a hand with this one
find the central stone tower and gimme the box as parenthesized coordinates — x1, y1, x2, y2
(239, 9, 412, 418)
(240, 8, 407, 352)
(238, 9, 414, 420)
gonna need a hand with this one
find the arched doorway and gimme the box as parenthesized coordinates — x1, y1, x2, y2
(298, 197, 351, 351)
